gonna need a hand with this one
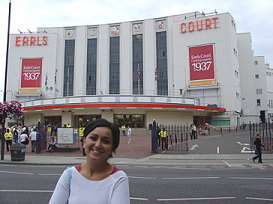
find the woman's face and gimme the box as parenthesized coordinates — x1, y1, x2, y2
(84, 127, 113, 161)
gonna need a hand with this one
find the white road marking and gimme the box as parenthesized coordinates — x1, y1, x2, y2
(128, 176, 156, 179)
(0, 170, 34, 175)
(162, 177, 219, 180)
(157, 197, 236, 201)
(217, 146, 220, 154)
(0, 190, 53, 193)
(236, 142, 249, 146)
(241, 147, 254, 153)
(190, 144, 199, 150)
(39, 174, 61, 176)
(222, 160, 231, 167)
(246, 197, 273, 201)
(227, 177, 273, 180)
(130, 197, 149, 201)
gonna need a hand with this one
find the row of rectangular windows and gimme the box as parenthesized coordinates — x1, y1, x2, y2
(63, 32, 168, 96)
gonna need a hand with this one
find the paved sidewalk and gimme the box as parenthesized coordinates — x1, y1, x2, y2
(1, 153, 273, 166)
(0, 132, 272, 166)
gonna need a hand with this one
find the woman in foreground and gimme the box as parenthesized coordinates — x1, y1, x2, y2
(49, 119, 130, 204)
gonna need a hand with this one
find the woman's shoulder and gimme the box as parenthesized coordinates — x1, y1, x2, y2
(111, 169, 128, 179)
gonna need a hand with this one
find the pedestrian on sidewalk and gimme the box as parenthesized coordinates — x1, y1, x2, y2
(4, 129, 13, 152)
(252, 132, 264, 163)
(127, 126, 132, 143)
(121, 125, 126, 136)
(49, 119, 130, 204)
(79, 125, 86, 156)
(159, 128, 167, 151)
(29, 128, 37, 153)
(191, 124, 197, 140)
(20, 129, 29, 146)
(12, 125, 19, 143)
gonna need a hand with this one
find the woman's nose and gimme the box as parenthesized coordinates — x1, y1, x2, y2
(94, 139, 102, 147)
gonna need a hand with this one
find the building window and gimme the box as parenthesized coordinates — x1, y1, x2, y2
(254, 61, 258, 65)
(109, 37, 120, 94)
(132, 34, 143, 94)
(257, 99, 261, 106)
(268, 100, 273, 108)
(86, 38, 97, 95)
(156, 31, 168, 95)
(255, 74, 259, 79)
(256, 89, 262, 95)
(63, 40, 75, 97)
(180, 89, 183, 95)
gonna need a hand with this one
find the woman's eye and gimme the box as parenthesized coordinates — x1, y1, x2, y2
(89, 136, 97, 141)
(102, 139, 111, 144)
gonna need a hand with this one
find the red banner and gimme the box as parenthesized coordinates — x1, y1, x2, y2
(20, 58, 42, 88)
(189, 45, 215, 81)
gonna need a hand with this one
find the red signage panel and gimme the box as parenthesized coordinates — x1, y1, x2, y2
(189, 45, 215, 81)
(20, 58, 42, 88)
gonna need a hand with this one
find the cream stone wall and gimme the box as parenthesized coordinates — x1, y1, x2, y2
(23, 113, 43, 127)
(61, 111, 72, 127)
(146, 111, 193, 126)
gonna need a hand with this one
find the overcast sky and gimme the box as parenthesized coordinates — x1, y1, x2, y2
(0, 0, 272, 101)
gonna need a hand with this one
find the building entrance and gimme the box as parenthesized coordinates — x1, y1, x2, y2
(114, 114, 145, 128)
(45, 116, 61, 127)
(77, 115, 101, 127)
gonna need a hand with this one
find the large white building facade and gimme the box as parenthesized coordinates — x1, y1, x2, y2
(6, 11, 272, 128)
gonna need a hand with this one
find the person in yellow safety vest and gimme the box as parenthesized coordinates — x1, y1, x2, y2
(121, 125, 126, 136)
(159, 128, 167, 151)
(78, 127, 85, 137)
(79, 126, 86, 156)
(47, 125, 52, 134)
(66, 123, 71, 127)
(4, 129, 13, 152)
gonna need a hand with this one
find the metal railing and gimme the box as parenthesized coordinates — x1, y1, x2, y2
(249, 122, 273, 152)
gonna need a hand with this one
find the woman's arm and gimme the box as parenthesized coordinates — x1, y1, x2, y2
(111, 176, 130, 204)
(49, 169, 70, 204)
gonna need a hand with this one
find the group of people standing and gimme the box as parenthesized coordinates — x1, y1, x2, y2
(3, 125, 38, 153)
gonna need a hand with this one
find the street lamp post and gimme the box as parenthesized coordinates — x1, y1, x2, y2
(1, 0, 12, 160)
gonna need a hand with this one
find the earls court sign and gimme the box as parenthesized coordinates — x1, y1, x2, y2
(180, 17, 218, 33)
(15, 35, 48, 46)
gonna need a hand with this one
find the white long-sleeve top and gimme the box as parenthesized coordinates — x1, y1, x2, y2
(49, 166, 130, 204)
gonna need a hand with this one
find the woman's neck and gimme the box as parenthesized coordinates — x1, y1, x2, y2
(81, 160, 113, 181)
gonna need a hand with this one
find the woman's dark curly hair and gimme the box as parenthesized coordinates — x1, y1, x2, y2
(84, 119, 120, 156)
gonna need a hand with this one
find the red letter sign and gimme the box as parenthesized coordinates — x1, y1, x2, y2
(189, 45, 215, 81)
(20, 58, 43, 88)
